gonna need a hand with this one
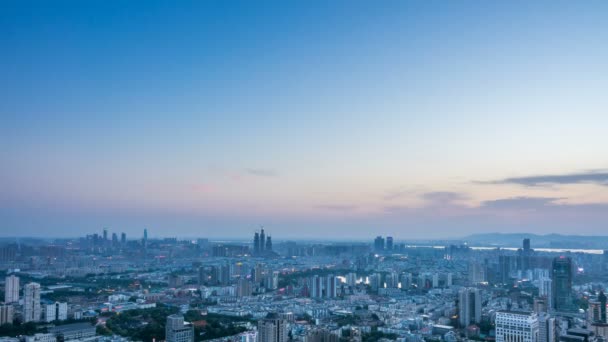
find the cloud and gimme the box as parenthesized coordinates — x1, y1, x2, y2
(314, 204, 358, 211)
(480, 197, 561, 210)
(421, 191, 469, 205)
(246, 168, 279, 177)
(480, 170, 608, 187)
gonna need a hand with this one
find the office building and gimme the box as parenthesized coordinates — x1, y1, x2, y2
(386, 236, 394, 251)
(552, 256, 573, 311)
(495, 311, 539, 342)
(254, 233, 260, 255)
(258, 313, 288, 342)
(166, 315, 194, 342)
(459, 288, 482, 327)
(374, 236, 385, 252)
(4, 275, 19, 303)
(24, 282, 41, 323)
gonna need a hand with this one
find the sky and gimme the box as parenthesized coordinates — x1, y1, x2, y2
(1, 1, 608, 240)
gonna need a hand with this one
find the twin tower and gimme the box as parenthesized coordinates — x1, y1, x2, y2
(253, 228, 273, 256)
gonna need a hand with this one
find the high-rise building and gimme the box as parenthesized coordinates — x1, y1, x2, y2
(386, 237, 394, 251)
(237, 278, 253, 297)
(166, 315, 194, 342)
(143, 229, 148, 248)
(551, 256, 573, 311)
(459, 288, 482, 327)
(311, 275, 322, 298)
(468, 262, 487, 284)
(600, 291, 607, 323)
(254, 233, 260, 255)
(266, 236, 272, 251)
(495, 311, 539, 342)
(374, 236, 385, 252)
(4, 275, 19, 303)
(112, 233, 118, 246)
(538, 313, 556, 342)
(103, 228, 108, 242)
(121, 232, 126, 245)
(0, 304, 14, 325)
(524, 238, 531, 252)
(24, 282, 41, 323)
(44, 302, 68, 322)
(326, 275, 337, 298)
(258, 313, 288, 342)
(260, 229, 266, 252)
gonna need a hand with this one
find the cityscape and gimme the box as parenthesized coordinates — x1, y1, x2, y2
(1, 231, 608, 342)
(2, 1, 608, 342)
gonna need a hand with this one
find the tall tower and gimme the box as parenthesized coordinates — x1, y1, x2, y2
(386, 237, 394, 251)
(254, 232, 260, 255)
(24, 282, 41, 322)
(103, 228, 108, 242)
(260, 228, 266, 252)
(143, 229, 148, 248)
(266, 236, 272, 252)
(4, 275, 19, 303)
(121, 232, 126, 245)
(459, 288, 481, 327)
(374, 236, 385, 252)
(258, 313, 288, 342)
(599, 291, 607, 323)
(551, 256, 573, 311)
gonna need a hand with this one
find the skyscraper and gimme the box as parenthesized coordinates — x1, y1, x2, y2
(374, 236, 385, 252)
(165, 315, 194, 342)
(24, 282, 41, 323)
(459, 288, 482, 327)
(4, 275, 19, 303)
(600, 291, 607, 323)
(254, 232, 260, 255)
(326, 275, 337, 298)
(260, 228, 266, 252)
(103, 228, 108, 242)
(258, 313, 288, 342)
(121, 232, 126, 245)
(266, 236, 272, 251)
(386, 237, 394, 251)
(551, 256, 573, 311)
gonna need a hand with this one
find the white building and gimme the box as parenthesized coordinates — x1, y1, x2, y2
(24, 282, 41, 323)
(165, 315, 194, 342)
(495, 311, 539, 342)
(4, 275, 19, 303)
(45, 302, 68, 322)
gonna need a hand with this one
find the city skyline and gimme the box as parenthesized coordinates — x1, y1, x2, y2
(2, 1, 608, 238)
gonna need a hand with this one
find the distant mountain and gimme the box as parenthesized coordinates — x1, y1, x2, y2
(462, 233, 608, 250)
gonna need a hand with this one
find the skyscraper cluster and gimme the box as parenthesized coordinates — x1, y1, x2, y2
(253, 228, 273, 256)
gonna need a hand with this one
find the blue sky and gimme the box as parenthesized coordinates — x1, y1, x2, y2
(1, 1, 608, 239)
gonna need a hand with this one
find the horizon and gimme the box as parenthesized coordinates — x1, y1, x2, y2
(2, 1, 608, 239)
